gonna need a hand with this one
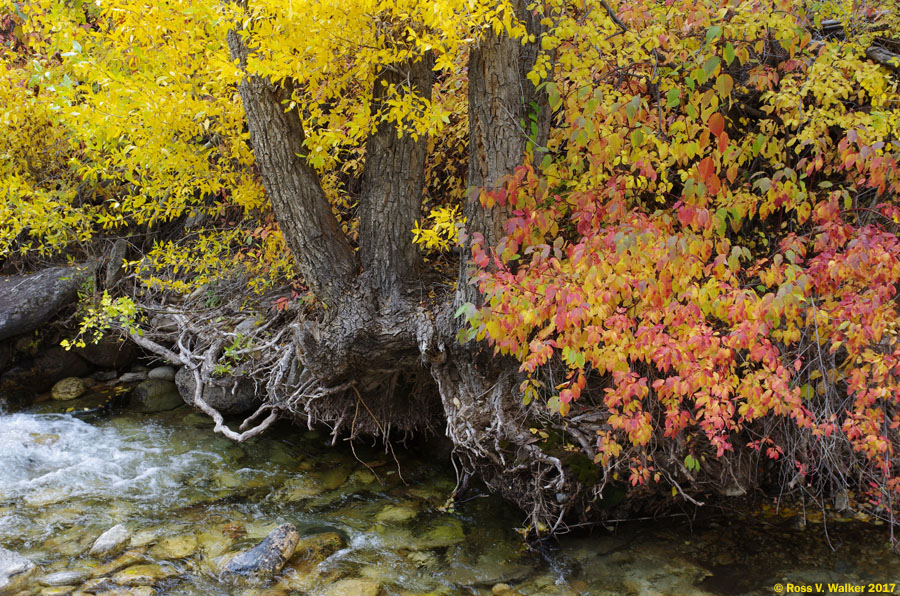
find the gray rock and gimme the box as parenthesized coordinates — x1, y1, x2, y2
(0, 266, 91, 342)
(221, 523, 300, 577)
(175, 367, 260, 416)
(146, 366, 176, 381)
(0, 546, 37, 593)
(130, 379, 183, 413)
(118, 372, 147, 383)
(39, 569, 90, 586)
(51, 377, 86, 401)
(90, 371, 119, 382)
(90, 524, 131, 558)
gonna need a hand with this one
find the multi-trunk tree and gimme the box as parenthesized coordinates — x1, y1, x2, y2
(3, 0, 900, 534)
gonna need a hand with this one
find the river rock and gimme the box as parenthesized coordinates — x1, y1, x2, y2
(90, 524, 131, 558)
(51, 377, 87, 401)
(174, 366, 259, 416)
(220, 523, 300, 577)
(146, 366, 175, 381)
(416, 518, 466, 549)
(117, 372, 147, 383)
(130, 379, 182, 413)
(40, 587, 76, 595)
(148, 534, 197, 559)
(89, 551, 146, 578)
(292, 532, 344, 564)
(111, 564, 176, 586)
(322, 578, 381, 596)
(0, 266, 91, 342)
(0, 547, 37, 593)
(375, 504, 418, 523)
(39, 570, 90, 586)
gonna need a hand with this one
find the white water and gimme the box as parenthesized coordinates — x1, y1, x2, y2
(0, 413, 222, 507)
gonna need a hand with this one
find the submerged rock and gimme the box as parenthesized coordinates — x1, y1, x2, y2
(148, 534, 197, 560)
(51, 377, 87, 401)
(39, 570, 90, 586)
(220, 523, 300, 578)
(322, 578, 381, 596)
(417, 518, 466, 549)
(90, 524, 131, 558)
(130, 379, 182, 413)
(111, 563, 177, 586)
(375, 504, 418, 523)
(0, 547, 37, 593)
(38, 586, 76, 595)
(292, 532, 344, 565)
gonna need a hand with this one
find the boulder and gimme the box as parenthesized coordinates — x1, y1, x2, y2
(220, 523, 300, 578)
(74, 335, 137, 370)
(130, 379, 183, 413)
(0, 347, 91, 411)
(90, 524, 132, 558)
(0, 266, 91, 342)
(175, 367, 260, 416)
(0, 547, 37, 593)
(51, 377, 86, 401)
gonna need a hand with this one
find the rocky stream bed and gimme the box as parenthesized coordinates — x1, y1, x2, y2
(1, 381, 898, 596)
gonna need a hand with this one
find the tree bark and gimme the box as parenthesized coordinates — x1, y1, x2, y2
(458, 0, 549, 307)
(227, 27, 358, 308)
(358, 56, 434, 298)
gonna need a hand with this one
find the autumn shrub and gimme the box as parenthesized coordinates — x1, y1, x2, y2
(466, 0, 900, 521)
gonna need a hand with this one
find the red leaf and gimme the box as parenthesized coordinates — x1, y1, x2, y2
(708, 113, 725, 137)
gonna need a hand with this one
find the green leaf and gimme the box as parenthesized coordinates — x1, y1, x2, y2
(724, 42, 736, 66)
(625, 96, 641, 121)
(631, 128, 644, 147)
(706, 25, 722, 44)
(666, 88, 680, 108)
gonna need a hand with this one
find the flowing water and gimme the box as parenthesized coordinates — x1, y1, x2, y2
(1, 397, 898, 595)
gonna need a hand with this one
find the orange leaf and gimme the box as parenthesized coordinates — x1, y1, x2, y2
(708, 113, 725, 137)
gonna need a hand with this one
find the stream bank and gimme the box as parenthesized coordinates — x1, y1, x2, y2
(1, 388, 898, 596)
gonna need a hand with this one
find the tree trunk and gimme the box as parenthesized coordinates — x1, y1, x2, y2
(358, 56, 433, 298)
(224, 0, 564, 533)
(458, 0, 549, 307)
(226, 27, 358, 308)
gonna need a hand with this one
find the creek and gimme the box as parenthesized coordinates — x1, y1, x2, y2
(1, 395, 898, 595)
